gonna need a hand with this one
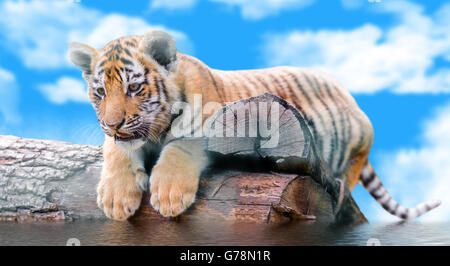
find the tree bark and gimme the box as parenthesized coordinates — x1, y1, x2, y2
(0, 93, 367, 224)
(0, 135, 103, 221)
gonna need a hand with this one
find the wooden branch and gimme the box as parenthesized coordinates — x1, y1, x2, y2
(0, 93, 367, 224)
(0, 135, 104, 221)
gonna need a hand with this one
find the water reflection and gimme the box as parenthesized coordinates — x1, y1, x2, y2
(0, 219, 449, 246)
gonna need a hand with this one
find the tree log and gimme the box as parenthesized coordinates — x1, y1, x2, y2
(0, 93, 367, 224)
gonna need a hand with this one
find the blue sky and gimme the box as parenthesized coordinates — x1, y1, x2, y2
(0, 0, 450, 222)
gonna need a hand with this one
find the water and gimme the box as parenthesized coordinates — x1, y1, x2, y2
(0, 219, 449, 246)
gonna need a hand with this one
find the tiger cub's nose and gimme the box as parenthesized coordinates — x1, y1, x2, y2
(105, 118, 125, 130)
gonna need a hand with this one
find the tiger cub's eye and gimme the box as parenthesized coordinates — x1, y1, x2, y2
(128, 83, 140, 92)
(97, 87, 105, 96)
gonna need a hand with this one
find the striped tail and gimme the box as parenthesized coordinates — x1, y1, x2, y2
(360, 160, 441, 220)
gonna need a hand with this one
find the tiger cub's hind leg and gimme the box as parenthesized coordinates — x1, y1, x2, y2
(343, 152, 370, 191)
(333, 152, 369, 219)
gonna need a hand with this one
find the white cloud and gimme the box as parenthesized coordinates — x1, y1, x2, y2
(151, 0, 197, 10)
(372, 102, 450, 222)
(0, 0, 98, 69)
(70, 14, 192, 53)
(38, 77, 88, 104)
(150, 0, 315, 20)
(0, 0, 192, 69)
(262, 1, 450, 94)
(0, 67, 20, 124)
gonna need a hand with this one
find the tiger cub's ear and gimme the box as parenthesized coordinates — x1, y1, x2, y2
(140, 31, 177, 71)
(68, 42, 97, 74)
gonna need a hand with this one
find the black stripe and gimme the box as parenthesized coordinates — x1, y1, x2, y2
(282, 70, 323, 154)
(154, 75, 168, 101)
(400, 209, 409, 219)
(114, 67, 123, 82)
(361, 171, 375, 187)
(159, 78, 168, 100)
(207, 69, 224, 103)
(323, 82, 348, 171)
(381, 194, 391, 205)
(306, 74, 339, 167)
(341, 111, 352, 171)
(369, 182, 383, 199)
(120, 57, 133, 65)
(180, 85, 187, 103)
(124, 48, 132, 57)
(104, 49, 113, 57)
(114, 44, 123, 53)
(269, 73, 289, 100)
(151, 75, 161, 104)
(211, 72, 225, 103)
(391, 202, 400, 214)
(286, 71, 327, 155)
(125, 41, 136, 47)
(334, 86, 366, 159)
(254, 74, 270, 92)
(381, 200, 391, 211)
(277, 74, 295, 100)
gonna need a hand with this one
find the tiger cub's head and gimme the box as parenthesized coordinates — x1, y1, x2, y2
(69, 31, 179, 150)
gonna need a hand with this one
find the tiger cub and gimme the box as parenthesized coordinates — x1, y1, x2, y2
(69, 31, 440, 220)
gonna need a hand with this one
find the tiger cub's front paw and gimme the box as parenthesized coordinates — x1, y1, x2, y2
(97, 174, 143, 220)
(149, 163, 199, 217)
